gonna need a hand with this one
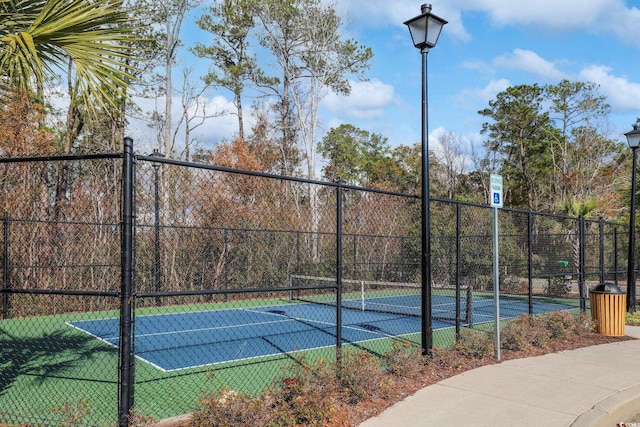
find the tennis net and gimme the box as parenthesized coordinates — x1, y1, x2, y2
(288, 274, 473, 324)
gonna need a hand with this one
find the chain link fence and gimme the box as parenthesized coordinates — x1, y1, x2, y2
(0, 142, 634, 425)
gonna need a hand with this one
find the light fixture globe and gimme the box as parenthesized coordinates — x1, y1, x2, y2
(625, 124, 640, 149)
(404, 3, 448, 52)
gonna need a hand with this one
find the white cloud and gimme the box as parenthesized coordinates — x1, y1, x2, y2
(322, 79, 397, 120)
(457, 78, 511, 108)
(494, 49, 567, 81)
(607, 3, 640, 48)
(461, 60, 494, 76)
(334, 1, 640, 51)
(578, 65, 640, 111)
(455, 0, 640, 49)
(333, 0, 471, 43)
(465, 0, 614, 29)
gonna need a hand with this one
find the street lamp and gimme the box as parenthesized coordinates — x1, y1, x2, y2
(625, 124, 640, 312)
(404, 4, 447, 354)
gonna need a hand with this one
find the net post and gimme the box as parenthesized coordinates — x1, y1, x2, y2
(361, 280, 365, 311)
(465, 284, 473, 327)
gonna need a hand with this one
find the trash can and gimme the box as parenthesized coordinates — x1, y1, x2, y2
(589, 282, 626, 336)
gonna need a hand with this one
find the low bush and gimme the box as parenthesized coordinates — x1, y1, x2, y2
(192, 388, 267, 427)
(185, 311, 613, 427)
(337, 349, 388, 404)
(384, 340, 427, 378)
(454, 328, 494, 359)
(267, 358, 337, 427)
(626, 311, 640, 326)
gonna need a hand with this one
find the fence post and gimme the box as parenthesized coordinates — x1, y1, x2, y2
(335, 180, 344, 356)
(455, 203, 461, 337)
(579, 216, 586, 312)
(118, 137, 135, 426)
(2, 212, 8, 320)
(614, 227, 619, 286)
(599, 218, 605, 283)
(153, 156, 161, 307)
(528, 211, 533, 315)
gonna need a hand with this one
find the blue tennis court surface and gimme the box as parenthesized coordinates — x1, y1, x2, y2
(68, 297, 574, 372)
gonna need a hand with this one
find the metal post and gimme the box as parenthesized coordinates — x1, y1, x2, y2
(2, 212, 8, 320)
(455, 203, 461, 337)
(599, 217, 605, 283)
(336, 180, 344, 356)
(579, 216, 586, 312)
(420, 47, 433, 355)
(527, 211, 533, 315)
(223, 229, 228, 301)
(296, 231, 300, 274)
(118, 137, 135, 426)
(615, 228, 619, 286)
(153, 159, 161, 307)
(628, 146, 638, 312)
(492, 207, 500, 361)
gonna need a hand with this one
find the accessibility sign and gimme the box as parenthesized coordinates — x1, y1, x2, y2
(490, 174, 503, 208)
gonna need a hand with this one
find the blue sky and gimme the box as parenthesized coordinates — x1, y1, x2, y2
(126, 0, 640, 161)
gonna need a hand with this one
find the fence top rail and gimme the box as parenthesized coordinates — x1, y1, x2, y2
(0, 152, 121, 163)
(432, 197, 627, 229)
(136, 154, 419, 200)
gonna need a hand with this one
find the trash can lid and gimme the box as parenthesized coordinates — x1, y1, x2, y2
(590, 282, 625, 294)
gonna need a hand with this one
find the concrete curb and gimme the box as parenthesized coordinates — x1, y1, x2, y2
(571, 384, 640, 427)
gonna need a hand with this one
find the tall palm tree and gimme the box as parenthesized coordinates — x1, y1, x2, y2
(0, 0, 136, 118)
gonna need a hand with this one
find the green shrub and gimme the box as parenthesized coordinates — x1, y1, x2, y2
(626, 311, 640, 326)
(192, 388, 267, 427)
(188, 310, 602, 426)
(501, 315, 533, 351)
(544, 310, 574, 339)
(267, 357, 336, 427)
(454, 329, 493, 359)
(384, 340, 426, 378)
(337, 349, 388, 404)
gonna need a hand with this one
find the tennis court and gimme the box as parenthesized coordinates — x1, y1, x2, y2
(68, 287, 575, 372)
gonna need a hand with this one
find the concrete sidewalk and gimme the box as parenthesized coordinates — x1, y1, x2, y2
(360, 326, 640, 427)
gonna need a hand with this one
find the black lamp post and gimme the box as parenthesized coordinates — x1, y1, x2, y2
(404, 3, 447, 354)
(625, 124, 640, 312)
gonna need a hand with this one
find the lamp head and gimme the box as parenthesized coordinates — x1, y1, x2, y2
(404, 3, 447, 53)
(625, 124, 640, 149)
